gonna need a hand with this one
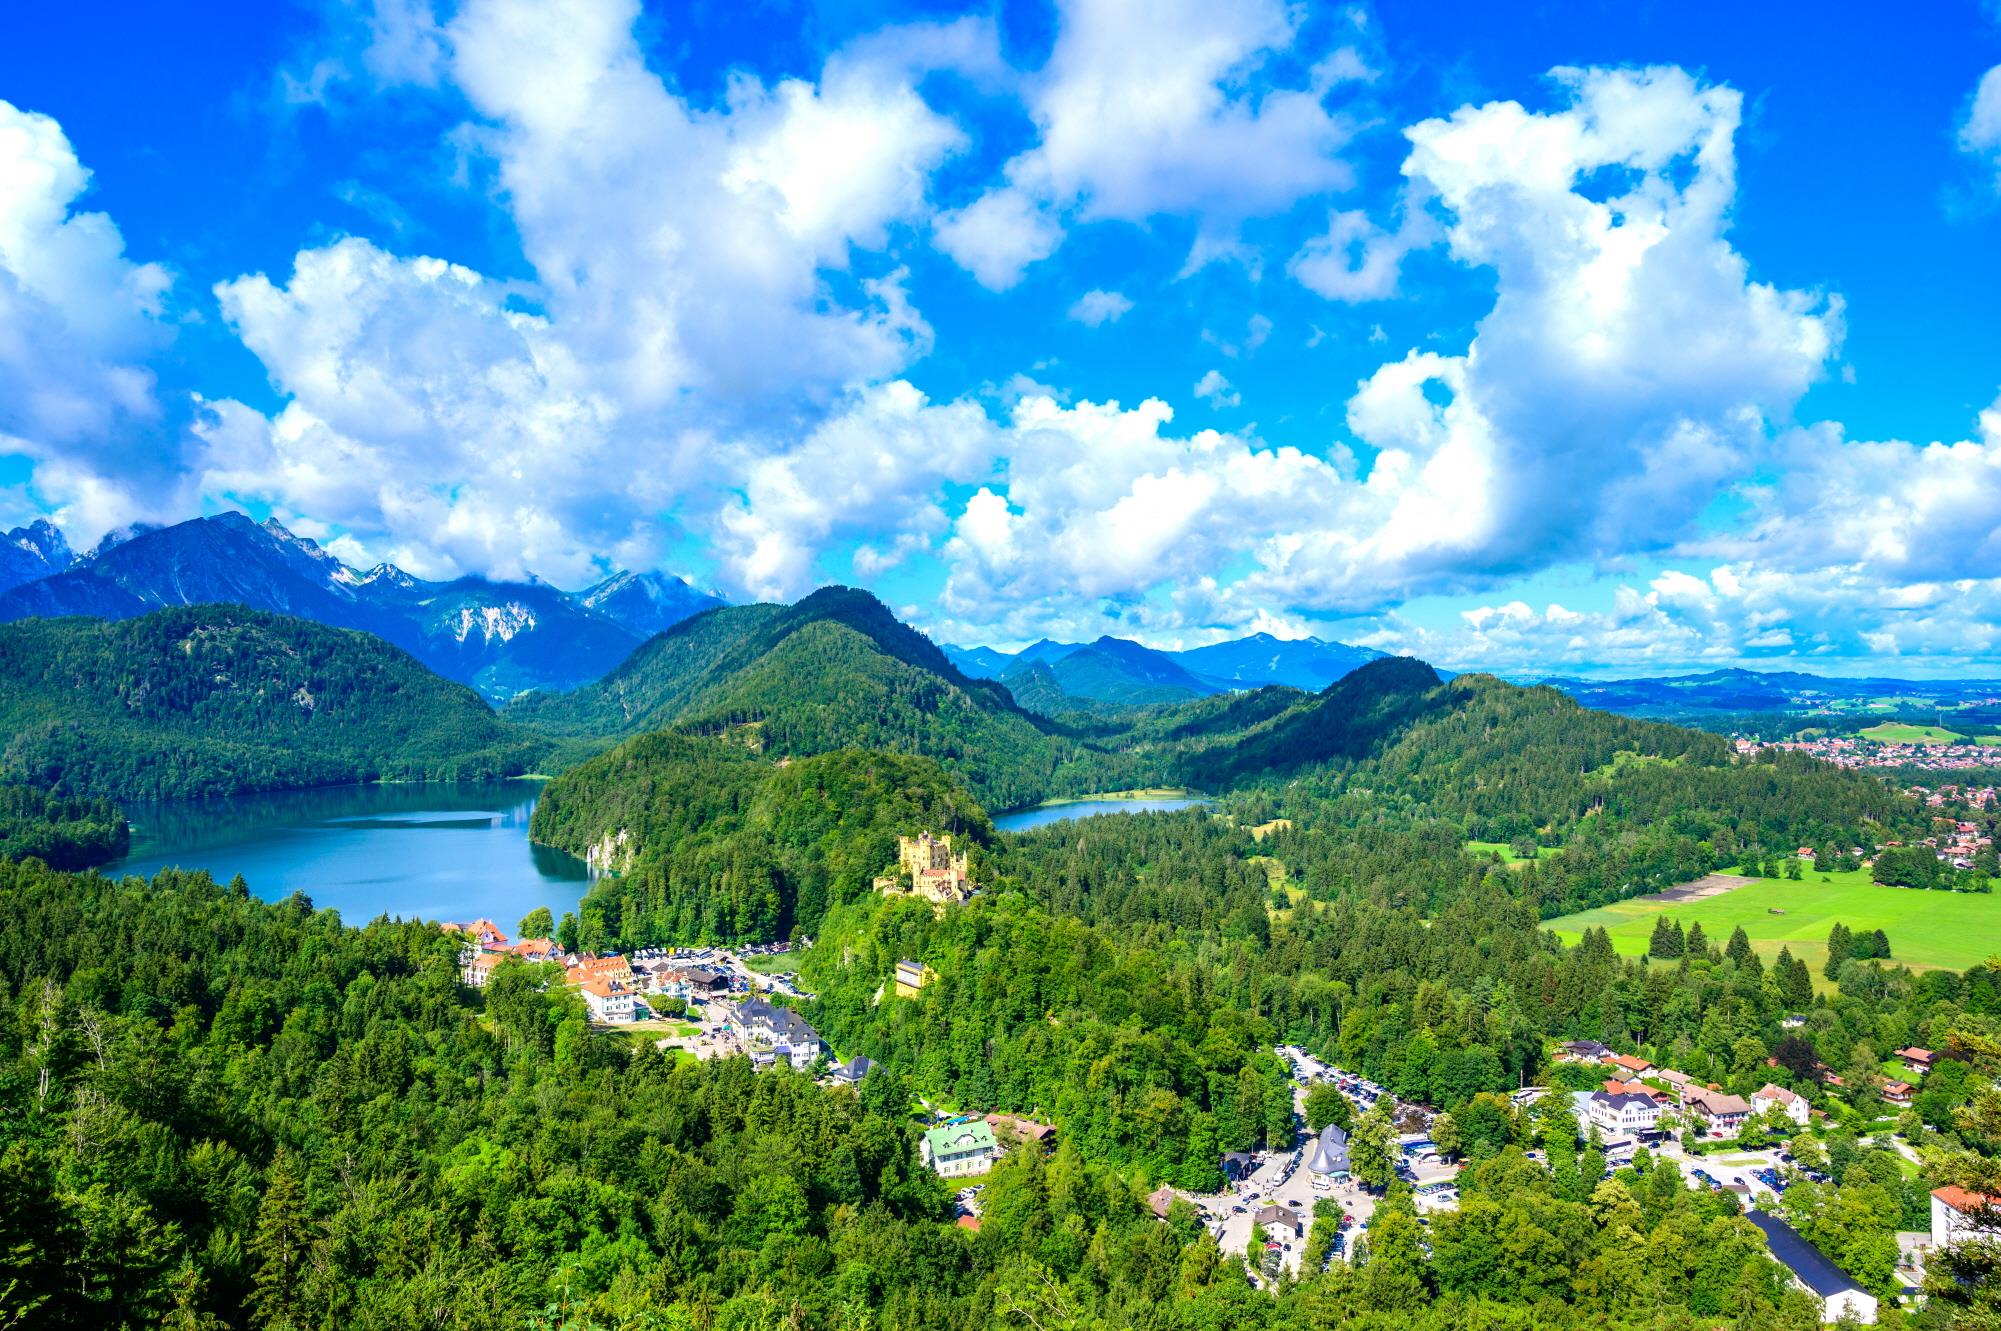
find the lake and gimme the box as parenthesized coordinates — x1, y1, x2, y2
(104, 781, 592, 928)
(994, 795, 1212, 833)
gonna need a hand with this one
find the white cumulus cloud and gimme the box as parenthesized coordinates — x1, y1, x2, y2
(935, 0, 1362, 288)
(206, 0, 993, 586)
(1961, 65, 2001, 191)
(0, 100, 177, 535)
(1067, 288, 1133, 326)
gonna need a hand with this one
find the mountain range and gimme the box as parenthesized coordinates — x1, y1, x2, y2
(945, 630, 1386, 711)
(1532, 666, 2001, 717)
(0, 513, 723, 701)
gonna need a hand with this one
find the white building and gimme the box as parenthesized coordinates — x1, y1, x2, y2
(1933, 1187, 1998, 1250)
(731, 996, 826, 1069)
(921, 1122, 999, 1178)
(1751, 1083, 1810, 1127)
(1587, 1090, 1662, 1136)
(580, 977, 636, 1023)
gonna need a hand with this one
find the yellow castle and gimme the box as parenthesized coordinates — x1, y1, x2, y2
(874, 831, 973, 905)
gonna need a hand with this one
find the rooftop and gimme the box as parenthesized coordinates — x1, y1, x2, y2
(925, 1122, 998, 1156)
(1747, 1211, 1867, 1298)
(1934, 1185, 1993, 1213)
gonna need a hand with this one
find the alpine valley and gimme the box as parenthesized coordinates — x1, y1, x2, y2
(1, 562, 1998, 1331)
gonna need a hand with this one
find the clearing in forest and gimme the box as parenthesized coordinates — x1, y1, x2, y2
(1545, 868, 2000, 974)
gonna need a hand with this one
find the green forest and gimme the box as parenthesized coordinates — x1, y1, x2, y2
(0, 784, 127, 870)
(2, 800, 1998, 1327)
(531, 735, 992, 945)
(0, 608, 561, 801)
(0, 593, 1995, 1327)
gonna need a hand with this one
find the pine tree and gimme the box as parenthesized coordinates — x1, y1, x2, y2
(1775, 946, 1813, 1010)
(1726, 926, 1752, 965)
(1825, 923, 1854, 979)
(248, 1149, 310, 1329)
(1648, 916, 1682, 958)
(1350, 1099, 1397, 1192)
(1685, 921, 1710, 960)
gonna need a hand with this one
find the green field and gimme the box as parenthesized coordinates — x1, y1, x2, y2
(1858, 722, 1964, 744)
(1546, 869, 2000, 973)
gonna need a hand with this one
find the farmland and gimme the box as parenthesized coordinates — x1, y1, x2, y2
(1857, 721, 1964, 744)
(1545, 867, 2000, 974)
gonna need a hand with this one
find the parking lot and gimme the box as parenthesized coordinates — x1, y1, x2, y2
(1662, 1143, 1805, 1207)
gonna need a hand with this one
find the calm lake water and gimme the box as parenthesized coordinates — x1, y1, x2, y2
(994, 796, 1212, 833)
(104, 781, 592, 927)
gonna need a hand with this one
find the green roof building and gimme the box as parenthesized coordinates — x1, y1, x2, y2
(920, 1121, 999, 1178)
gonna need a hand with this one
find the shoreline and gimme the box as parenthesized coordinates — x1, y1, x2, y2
(995, 788, 1209, 817)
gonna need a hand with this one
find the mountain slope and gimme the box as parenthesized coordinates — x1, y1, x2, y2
(0, 520, 75, 596)
(1177, 656, 1449, 788)
(0, 513, 691, 701)
(393, 576, 645, 699)
(507, 588, 1076, 809)
(0, 606, 550, 800)
(1013, 635, 1225, 706)
(576, 569, 726, 638)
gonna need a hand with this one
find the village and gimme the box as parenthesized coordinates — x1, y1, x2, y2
(1752, 731, 2001, 777)
(448, 829, 1996, 1323)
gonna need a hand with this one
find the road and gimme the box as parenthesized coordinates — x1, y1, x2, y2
(1179, 1046, 1458, 1279)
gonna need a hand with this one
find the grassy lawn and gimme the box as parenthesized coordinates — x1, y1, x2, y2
(1467, 840, 1558, 864)
(1546, 868, 2000, 973)
(1858, 722, 1963, 744)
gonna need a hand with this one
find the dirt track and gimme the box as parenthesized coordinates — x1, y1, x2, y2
(1639, 873, 1756, 904)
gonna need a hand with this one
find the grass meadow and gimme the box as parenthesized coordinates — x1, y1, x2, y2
(1546, 868, 1999, 974)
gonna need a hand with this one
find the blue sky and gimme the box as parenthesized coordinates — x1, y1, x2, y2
(2, 0, 1999, 674)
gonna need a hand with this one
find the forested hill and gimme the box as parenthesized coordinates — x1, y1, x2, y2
(1208, 666, 1911, 918)
(0, 784, 128, 870)
(531, 733, 991, 946)
(506, 588, 1086, 810)
(0, 607, 555, 800)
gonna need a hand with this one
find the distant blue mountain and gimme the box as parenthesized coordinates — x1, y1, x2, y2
(0, 512, 723, 701)
(1535, 667, 2001, 716)
(0, 519, 76, 596)
(1001, 635, 1224, 706)
(1172, 632, 1385, 691)
(941, 644, 1014, 678)
(1013, 638, 1087, 667)
(576, 569, 726, 638)
(944, 628, 1383, 709)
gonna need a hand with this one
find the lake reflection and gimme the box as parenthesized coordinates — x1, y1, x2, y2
(105, 781, 591, 928)
(994, 796, 1212, 833)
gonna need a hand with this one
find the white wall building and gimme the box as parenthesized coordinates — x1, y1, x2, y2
(1751, 1083, 1810, 1127)
(1933, 1187, 1998, 1250)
